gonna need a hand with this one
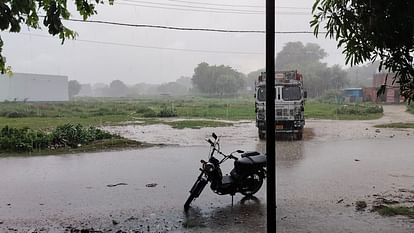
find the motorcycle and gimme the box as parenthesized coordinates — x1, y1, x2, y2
(184, 133, 267, 210)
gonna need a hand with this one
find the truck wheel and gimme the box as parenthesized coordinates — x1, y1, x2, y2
(296, 131, 303, 140)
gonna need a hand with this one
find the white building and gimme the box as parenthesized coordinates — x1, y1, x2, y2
(0, 73, 69, 102)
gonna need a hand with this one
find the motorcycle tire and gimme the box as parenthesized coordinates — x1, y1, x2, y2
(184, 177, 207, 210)
(240, 173, 264, 196)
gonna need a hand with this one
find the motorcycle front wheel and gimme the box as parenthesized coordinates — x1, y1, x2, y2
(184, 176, 207, 211)
(240, 173, 263, 196)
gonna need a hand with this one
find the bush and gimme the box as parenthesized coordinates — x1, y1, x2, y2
(139, 107, 157, 118)
(0, 124, 118, 153)
(0, 126, 50, 152)
(51, 124, 115, 148)
(5, 111, 27, 118)
(158, 105, 177, 117)
(336, 104, 383, 115)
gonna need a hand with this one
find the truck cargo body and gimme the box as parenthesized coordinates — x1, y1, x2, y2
(255, 71, 306, 140)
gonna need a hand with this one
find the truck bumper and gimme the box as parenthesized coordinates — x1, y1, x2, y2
(257, 120, 304, 133)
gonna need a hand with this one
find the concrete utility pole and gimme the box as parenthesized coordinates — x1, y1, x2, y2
(265, 0, 276, 232)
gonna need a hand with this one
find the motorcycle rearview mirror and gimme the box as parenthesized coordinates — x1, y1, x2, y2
(236, 150, 244, 153)
(207, 139, 214, 146)
(212, 133, 217, 140)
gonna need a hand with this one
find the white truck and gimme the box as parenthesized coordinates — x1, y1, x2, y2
(255, 70, 306, 140)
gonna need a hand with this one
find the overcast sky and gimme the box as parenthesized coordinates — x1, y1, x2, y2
(3, 0, 346, 85)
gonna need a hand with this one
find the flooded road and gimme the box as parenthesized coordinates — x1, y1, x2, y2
(1, 105, 414, 232)
(1, 139, 414, 232)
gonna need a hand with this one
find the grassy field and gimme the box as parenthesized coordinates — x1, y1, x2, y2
(0, 97, 384, 130)
(305, 101, 383, 120)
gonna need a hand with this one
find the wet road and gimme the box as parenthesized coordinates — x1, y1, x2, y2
(1, 137, 414, 232)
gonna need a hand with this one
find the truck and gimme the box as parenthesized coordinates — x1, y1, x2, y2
(255, 70, 306, 140)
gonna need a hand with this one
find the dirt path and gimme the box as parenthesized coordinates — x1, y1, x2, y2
(307, 104, 414, 141)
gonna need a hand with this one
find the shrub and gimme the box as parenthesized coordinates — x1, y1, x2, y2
(141, 108, 157, 118)
(336, 104, 383, 115)
(0, 124, 117, 153)
(158, 105, 177, 117)
(5, 111, 27, 118)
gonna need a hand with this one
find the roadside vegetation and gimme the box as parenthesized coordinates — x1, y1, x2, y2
(0, 124, 144, 155)
(407, 104, 414, 114)
(0, 97, 384, 130)
(374, 205, 414, 217)
(305, 101, 383, 120)
(375, 122, 414, 128)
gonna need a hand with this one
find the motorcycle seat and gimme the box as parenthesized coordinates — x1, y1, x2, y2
(234, 154, 267, 171)
(241, 151, 260, 158)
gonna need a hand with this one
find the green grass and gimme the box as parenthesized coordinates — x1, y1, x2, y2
(407, 104, 414, 114)
(164, 120, 233, 129)
(0, 138, 149, 157)
(304, 101, 383, 120)
(375, 122, 414, 128)
(375, 205, 414, 217)
(0, 115, 134, 130)
(0, 97, 384, 130)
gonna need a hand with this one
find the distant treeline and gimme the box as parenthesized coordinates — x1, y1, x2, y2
(70, 42, 380, 99)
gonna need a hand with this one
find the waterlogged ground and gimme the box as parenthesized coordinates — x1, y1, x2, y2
(1, 105, 414, 232)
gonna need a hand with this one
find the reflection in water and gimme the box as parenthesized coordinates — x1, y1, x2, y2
(182, 195, 265, 231)
(255, 140, 305, 161)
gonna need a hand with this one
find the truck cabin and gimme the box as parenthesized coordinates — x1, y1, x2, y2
(256, 84, 303, 102)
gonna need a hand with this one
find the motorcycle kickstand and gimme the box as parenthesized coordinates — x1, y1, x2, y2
(231, 195, 234, 207)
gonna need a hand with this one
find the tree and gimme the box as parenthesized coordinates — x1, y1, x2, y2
(109, 80, 128, 97)
(157, 82, 188, 95)
(0, 0, 114, 74)
(192, 62, 246, 95)
(311, 0, 414, 101)
(176, 76, 192, 90)
(68, 80, 81, 99)
(346, 61, 381, 87)
(246, 68, 265, 91)
(276, 42, 327, 70)
(276, 42, 348, 97)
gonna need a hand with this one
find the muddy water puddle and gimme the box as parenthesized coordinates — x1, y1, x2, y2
(1, 138, 414, 232)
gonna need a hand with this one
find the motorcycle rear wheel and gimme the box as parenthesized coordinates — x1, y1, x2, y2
(240, 173, 263, 196)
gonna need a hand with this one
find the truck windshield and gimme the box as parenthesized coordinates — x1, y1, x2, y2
(257, 87, 266, 101)
(282, 86, 301, 101)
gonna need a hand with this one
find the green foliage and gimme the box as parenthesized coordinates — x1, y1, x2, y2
(311, 0, 414, 102)
(167, 120, 232, 129)
(158, 105, 178, 117)
(157, 82, 188, 95)
(109, 80, 128, 97)
(304, 101, 383, 120)
(192, 62, 246, 95)
(51, 124, 115, 148)
(68, 80, 82, 99)
(375, 122, 414, 129)
(276, 42, 349, 98)
(336, 104, 383, 115)
(0, 0, 114, 73)
(375, 205, 414, 217)
(0, 97, 386, 131)
(0, 126, 50, 152)
(0, 124, 117, 153)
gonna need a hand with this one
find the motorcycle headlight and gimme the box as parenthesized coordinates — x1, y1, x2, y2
(203, 163, 215, 173)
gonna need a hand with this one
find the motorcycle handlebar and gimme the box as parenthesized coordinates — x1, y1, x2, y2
(206, 138, 214, 146)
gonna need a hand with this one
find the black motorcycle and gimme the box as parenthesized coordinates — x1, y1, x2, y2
(184, 133, 267, 210)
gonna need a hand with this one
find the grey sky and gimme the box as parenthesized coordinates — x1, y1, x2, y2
(3, 0, 345, 85)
